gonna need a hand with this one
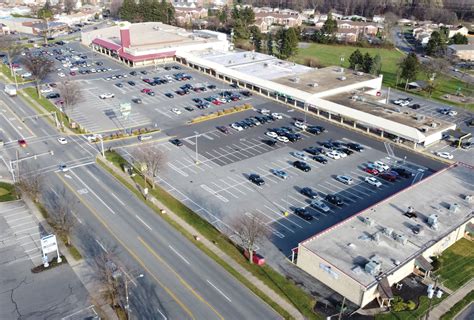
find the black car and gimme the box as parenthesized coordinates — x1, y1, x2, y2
(294, 208, 313, 221)
(321, 141, 335, 149)
(217, 126, 229, 134)
(230, 83, 239, 88)
(293, 161, 311, 172)
(346, 143, 364, 152)
(128, 81, 136, 86)
(300, 187, 318, 199)
(410, 104, 421, 109)
(46, 93, 60, 99)
(130, 71, 137, 76)
(304, 147, 323, 155)
(164, 66, 171, 70)
(184, 106, 194, 112)
(325, 194, 344, 206)
(115, 82, 123, 88)
(249, 174, 265, 186)
(207, 84, 217, 89)
(313, 155, 328, 164)
(240, 90, 252, 97)
(132, 98, 142, 104)
(263, 139, 277, 146)
(165, 93, 174, 98)
(285, 133, 302, 142)
(391, 167, 412, 178)
(192, 98, 202, 103)
(140, 70, 148, 75)
(170, 139, 183, 146)
(307, 127, 322, 135)
(337, 148, 353, 155)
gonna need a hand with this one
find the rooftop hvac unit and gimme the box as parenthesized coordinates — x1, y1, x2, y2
(427, 214, 439, 230)
(412, 224, 423, 235)
(373, 232, 380, 242)
(363, 216, 374, 226)
(393, 232, 408, 245)
(291, 77, 300, 83)
(464, 194, 473, 202)
(430, 122, 439, 128)
(382, 227, 393, 237)
(338, 76, 347, 81)
(365, 260, 381, 275)
(415, 114, 426, 121)
(264, 63, 269, 67)
(449, 203, 460, 213)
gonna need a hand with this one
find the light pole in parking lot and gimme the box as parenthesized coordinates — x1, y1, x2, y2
(124, 272, 144, 320)
(194, 131, 200, 164)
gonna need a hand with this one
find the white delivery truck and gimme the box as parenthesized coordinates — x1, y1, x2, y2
(4, 85, 17, 97)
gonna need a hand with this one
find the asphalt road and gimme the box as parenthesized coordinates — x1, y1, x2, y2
(0, 87, 280, 319)
(455, 303, 474, 320)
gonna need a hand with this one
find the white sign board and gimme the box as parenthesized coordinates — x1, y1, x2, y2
(41, 234, 58, 255)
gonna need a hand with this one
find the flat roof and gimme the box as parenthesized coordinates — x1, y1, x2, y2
(324, 91, 455, 134)
(300, 163, 474, 288)
(273, 67, 376, 94)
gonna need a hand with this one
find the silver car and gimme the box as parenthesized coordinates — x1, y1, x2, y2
(310, 199, 330, 213)
(336, 175, 353, 185)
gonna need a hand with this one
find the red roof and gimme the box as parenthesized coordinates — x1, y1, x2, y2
(118, 49, 176, 62)
(92, 38, 121, 51)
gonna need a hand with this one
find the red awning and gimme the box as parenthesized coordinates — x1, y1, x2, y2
(119, 50, 176, 62)
(92, 38, 121, 51)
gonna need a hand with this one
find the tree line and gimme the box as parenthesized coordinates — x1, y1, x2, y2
(119, 0, 175, 24)
(348, 49, 382, 75)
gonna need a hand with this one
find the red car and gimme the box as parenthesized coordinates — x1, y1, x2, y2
(364, 167, 379, 175)
(69, 71, 76, 76)
(18, 139, 27, 148)
(380, 172, 397, 182)
(244, 250, 265, 266)
(212, 100, 222, 105)
(141, 88, 151, 93)
(142, 78, 151, 83)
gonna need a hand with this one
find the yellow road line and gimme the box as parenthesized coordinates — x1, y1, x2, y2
(56, 172, 195, 320)
(138, 236, 225, 320)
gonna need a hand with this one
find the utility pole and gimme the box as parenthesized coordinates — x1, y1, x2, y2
(124, 273, 144, 320)
(338, 296, 346, 320)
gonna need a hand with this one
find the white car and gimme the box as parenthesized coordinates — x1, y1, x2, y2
(399, 100, 410, 107)
(59, 164, 69, 172)
(294, 121, 307, 130)
(259, 108, 270, 114)
(276, 136, 289, 143)
(165, 75, 173, 81)
(70, 66, 78, 71)
(326, 151, 341, 160)
(271, 113, 283, 120)
(265, 131, 278, 138)
(21, 72, 32, 78)
(336, 175, 353, 185)
(334, 150, 347, 158)
(436, 151, 454, 160)
(40, 86, 53, 94)
(373, 161, 390, 172)
(99, 93, 115, 99)
(171, 108, 182, 115)
(58, 72, 66, 78)
(393, 99, 404, 105)
(310, 199, 330, 213)
(57, 137, 68, 145)
(291, 151, 308, 161)
(365, 176, 382, 187)
(448, 110, 458, 116)
(231, 123, 243, 131)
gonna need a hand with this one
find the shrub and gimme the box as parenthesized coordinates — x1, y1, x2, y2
(406, 300, 416, 311)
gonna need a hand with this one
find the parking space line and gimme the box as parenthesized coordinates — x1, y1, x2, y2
(319, 183, 359, 201)
(174, 160, 197, 174)
(167, 163, 188, 177)
(227, 176, 253, 192)
(219, 179, 246, 196)
(255, 209, 295, 234)
(210, 182, 239, 199)
(200, 184, 228, 202)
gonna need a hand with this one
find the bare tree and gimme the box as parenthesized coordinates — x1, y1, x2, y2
(109, 0, 124, 18)
(63, 0, 76, 14)
(133, 147, 166, 189)
(0, 35, 23, 76)
(230, 213, 269, 264)
(57, 80, 82, 117)
(49, 187, 76, 246)
(22, 53, 54, 97)
(93, 251, 123, 309)
(16, 162, 43, 203)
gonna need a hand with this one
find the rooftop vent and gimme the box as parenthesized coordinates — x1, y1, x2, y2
(264, 62, 269, 67)
(347, 243, 356, 249)
(427, 214, 439, 230)
(429, 122, 439, 128)
(393, 232, 408, 245)
(365, 260, 381, 275)
(352, 266, 363, 274)
(449, 203, 460, 213)
(464, 195, 473, 203)
(382, 227, 393, 237)
(412, 224, 423, 235)
(362, 216, 374, 226)
(415, 114, 426, 121)
(290, 77, 300, 83)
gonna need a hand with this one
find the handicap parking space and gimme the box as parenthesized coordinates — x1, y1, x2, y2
(120, 101, 436, 252)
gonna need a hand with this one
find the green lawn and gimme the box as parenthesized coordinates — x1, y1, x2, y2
(375, 296, 444, 320)
(436, 238, 474, 291)
(295, 43, 473, 110)
(0, 182, 17, 202)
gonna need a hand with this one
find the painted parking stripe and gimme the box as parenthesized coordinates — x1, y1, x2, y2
(219, 179, 246, 195)
(227, 176, 253, 192)
(210, 182, 239, 199)
(200, 184, 228, 203)
(255, 209, 295, 234)
(246, 211, 285, 238)
(320, 182, 362, 201)
(167, 163, 188, 177)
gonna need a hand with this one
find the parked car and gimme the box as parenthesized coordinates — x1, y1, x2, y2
(336, 175, 353, 185)
(249, 174, 265, 186)
(132, 98, 142, 104)
(294, 207, 313, 221)
(391, 167, 413, 178)
(365, 176, 382, 187)
(293, 161, 311, 172)
(379, 172, 397, 182)
(313, 155, 328, 164)
(18, 139, 27, 147)
(325, 194, 343, 206)
(300, 187, 318, 199)
(170, 139, 183, 146)
(46, 93, 60, 99)
(436, 151, 453, 160)
(346, 143, 364, 152)
(99, 93, 114, 99)
(310, 199, 330, 213)
(271, 169, 288, 179)
(217, 126, 229, 134)
(304, 147, 323, 155)
(291, 151, 308, 161)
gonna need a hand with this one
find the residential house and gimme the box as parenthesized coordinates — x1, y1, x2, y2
(448, 25, 469, 38)
(174, 7, 208, 26)
(253, 12, 302, 30)
(314, 19, 381, 43)
(449, 44, 474, 61)
(372, 15, 384, 23)
(253, 18, 269, 33)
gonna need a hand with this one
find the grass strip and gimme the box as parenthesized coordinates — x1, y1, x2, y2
(98, 151, 322, 320)
(440, 290, 474, 320)
(435, 238, 474, 291)
(0, 182, 17, 202)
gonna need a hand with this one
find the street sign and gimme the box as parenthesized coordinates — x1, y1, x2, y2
(40, 234, 58, 255)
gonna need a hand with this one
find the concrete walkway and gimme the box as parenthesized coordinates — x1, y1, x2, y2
(101, 157, 305, 320)
(429, 279, 474, 320)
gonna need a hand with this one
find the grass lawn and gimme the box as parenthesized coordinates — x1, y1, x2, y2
(435, 238, 474, 291)
(375, 296, 444, 320)
(99, 151, 322, 320)
(295, 43, 473, 110)
(0, 182, 17, 202)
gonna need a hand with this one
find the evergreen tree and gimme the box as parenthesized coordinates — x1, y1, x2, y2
(362, 53, 373, 73)
(322, 13, 338, 34)
(348, 49, 363, 70)
(119, 0, 138, 21)
(450, 33, 468, 44)
(399, 53, 420, 90)
(275, 28, 298, 59)
(426, 31, 447, 57)
(267, 33, 274, 56)
(249, 26, 263, 52)
(371, 54, 382, 75)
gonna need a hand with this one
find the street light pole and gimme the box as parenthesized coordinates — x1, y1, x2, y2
(194, 131, 199, 164)
(124, 273, 144, 320)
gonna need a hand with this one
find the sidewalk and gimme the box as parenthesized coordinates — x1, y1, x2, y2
(101, 157, 305, 320)
(429, 279, 474, 320)
(23, 197, 118, 320)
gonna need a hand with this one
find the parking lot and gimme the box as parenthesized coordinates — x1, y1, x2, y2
(120, 99, 445, 254)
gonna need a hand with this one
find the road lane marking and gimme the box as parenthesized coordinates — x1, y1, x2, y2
(135, 214, 152, 231)
(168, 245, 190, 265)
(206, 280, 232, 302)
(138, 237, 225, 320)
(111, 192, 126, 206)
(95, 239, 107, 252)
(56, 174, 196, 320)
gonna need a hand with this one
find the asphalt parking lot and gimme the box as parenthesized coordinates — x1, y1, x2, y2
(121, 100, 446, 254)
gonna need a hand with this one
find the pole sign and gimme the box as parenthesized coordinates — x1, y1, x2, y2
(41, 234, 58, 255)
